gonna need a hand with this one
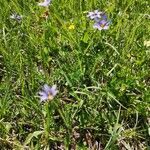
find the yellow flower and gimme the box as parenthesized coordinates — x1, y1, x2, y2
(68, 24, 75, 30)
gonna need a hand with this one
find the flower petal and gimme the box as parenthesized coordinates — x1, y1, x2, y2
(40, 95, 48, 102)
(99, 13, 107, 20)
(43, 84, 51, 94)
(39, 91, 47, 96)
(103, 25, 109, 30)
(93, 23, 102, 30)
(50, 85, 58, 96)
(39, 91, 48, 102)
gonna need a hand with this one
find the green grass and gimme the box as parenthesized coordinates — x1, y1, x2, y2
(0, 0, 150, 149)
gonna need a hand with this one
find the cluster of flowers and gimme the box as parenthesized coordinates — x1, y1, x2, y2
(10, 1, 111, 31)
(87, 10, 111, 30)
(9, 3, 111, 103)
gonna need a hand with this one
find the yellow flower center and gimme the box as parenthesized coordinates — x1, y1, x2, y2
(100, 22, 107, 28)
(48, 93, 53, 100)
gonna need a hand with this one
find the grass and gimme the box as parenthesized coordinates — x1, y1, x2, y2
(0, 0, 150, 149)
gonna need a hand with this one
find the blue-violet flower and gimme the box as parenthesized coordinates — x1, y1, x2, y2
(39, 84, 58, 102)
(93, 19, 110, 30)
(87, 10, 103, 21)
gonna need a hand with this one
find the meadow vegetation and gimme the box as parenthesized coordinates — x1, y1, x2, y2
(0, 0, 150, 149)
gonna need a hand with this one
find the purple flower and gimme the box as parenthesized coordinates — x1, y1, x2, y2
(39, 84, 58, 102)
(101, 13, 107, 20)
(87, 10, 103, 21)
(93, 19, 110, 30)
(87, 10, 111, 30)
(38, 0, 51, 7)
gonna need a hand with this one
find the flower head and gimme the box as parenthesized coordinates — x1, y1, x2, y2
(38, 0, 51, 7)
(39, 84, 58, 102)
(68, 24, 75, 30)
(10, 13, 22, 21)
(93, 19, 110, 30)
(87, 10, 103, 21)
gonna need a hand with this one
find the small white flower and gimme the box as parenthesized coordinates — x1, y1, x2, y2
(38, 0, 51, 7)
(10, 13, 22, 21)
